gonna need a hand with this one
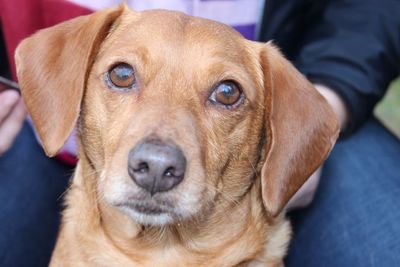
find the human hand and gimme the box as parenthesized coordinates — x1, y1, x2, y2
(314, 84, 349, 131)
(286, 167, 322, 211)
(0, 90, 26, 155)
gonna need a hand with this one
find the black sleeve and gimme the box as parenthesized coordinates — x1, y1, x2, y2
(0, 25, 10, 77)
(294, 0, 400, 133)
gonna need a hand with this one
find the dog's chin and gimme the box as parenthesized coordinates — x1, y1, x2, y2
(116, 203, 182, 226)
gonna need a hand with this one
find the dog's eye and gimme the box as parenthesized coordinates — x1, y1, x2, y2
(108, 63, 135, 88)
(209, 81, 243, 107)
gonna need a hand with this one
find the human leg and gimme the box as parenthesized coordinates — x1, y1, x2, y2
(0, 123, 71, 267)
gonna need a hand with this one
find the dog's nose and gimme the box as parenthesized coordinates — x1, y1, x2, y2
(128, 139, 186, 195)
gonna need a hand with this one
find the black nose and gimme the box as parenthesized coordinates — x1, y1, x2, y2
(128, 139, 186, 195)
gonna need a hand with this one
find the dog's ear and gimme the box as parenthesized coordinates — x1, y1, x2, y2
(15, 7, 125, 156)
(259, 43, 339, 216)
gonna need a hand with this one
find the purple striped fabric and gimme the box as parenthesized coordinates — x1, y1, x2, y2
(232, 24, 257, 40)
(69, 0, 265, 40)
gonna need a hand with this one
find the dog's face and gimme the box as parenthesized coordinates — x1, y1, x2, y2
(16, 7, 339, 226)
(83, 10, 265, 225)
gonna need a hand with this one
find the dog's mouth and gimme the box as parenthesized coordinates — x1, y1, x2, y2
(119, 202, 168, 215)
(113, 197, 180, 225)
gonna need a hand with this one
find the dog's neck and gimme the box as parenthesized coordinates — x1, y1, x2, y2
(64, 153, 289, 266)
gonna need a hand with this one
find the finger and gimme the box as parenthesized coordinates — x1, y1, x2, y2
(0, 90, 20, 124)
(0, 99, 26, 155)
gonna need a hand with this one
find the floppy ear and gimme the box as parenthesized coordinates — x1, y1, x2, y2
(260, 43, 339, 216)
(15, 7, 124, 156)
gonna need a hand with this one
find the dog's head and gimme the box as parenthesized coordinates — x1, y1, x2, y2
(16, 6, 339, 226)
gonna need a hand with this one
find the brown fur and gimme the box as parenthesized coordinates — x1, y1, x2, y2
(15, 6, 339, 266)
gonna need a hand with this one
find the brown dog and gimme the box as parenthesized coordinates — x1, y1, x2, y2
(15, 5, 339, 267)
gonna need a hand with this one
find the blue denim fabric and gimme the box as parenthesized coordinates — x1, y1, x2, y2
(286, 118, 400, 266)
(0, 118, 399, 267)
(0, 123, 71, 267)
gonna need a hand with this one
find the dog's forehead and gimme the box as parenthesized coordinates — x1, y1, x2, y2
(133, 9, 242, 41)
(104, 9, 247, 59)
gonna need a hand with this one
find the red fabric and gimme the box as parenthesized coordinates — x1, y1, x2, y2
(56, 152, 78, 166)
(0, 0, 92, 80)
(42, 0, 92, 27)
(0, 0, 43, 80)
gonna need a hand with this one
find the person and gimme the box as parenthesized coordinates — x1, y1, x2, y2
(0, 0, 399, 266)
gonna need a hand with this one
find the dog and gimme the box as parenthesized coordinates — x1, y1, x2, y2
(15, 5, 339, 267)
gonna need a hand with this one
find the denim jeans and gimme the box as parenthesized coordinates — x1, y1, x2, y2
(1, 118, 399, 267)
(0, 123, 71, 267)
(286, 117, 400, 266)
